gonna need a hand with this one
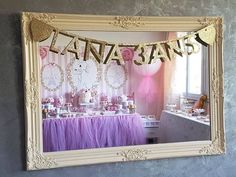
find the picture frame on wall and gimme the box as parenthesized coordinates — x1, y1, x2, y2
(21, 12, 224, 170)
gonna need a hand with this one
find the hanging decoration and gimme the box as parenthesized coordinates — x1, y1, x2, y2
(30, 18, 216, 66)
(66, 57, 101, 91)
(30, 18, 54, 42)
(41, 63, 64, 92)
(39, 46, 49, 60)
(121, 47, 135, 61)
(105, 61, 127, 89)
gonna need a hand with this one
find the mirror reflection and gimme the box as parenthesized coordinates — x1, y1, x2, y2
(39, 31, 210, 152)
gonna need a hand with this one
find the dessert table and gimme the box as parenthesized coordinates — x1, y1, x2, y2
(43, 113, 146, 152)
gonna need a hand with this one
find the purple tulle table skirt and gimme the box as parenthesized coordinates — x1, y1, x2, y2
(43, 114, 146, 152)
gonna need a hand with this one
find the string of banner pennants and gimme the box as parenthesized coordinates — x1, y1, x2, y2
(30, 18, 216, 65)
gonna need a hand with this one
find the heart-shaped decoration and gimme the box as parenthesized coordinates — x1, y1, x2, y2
(198, 24, 216, 45)
(30, 18, 54, 42)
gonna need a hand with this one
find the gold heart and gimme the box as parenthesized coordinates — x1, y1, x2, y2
(30, 18, 54, 42)
(198, 24, 216, 45)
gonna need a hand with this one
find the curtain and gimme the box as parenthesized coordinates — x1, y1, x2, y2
(163, 32, 187, 109)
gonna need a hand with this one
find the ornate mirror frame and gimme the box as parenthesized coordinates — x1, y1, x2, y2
(21, 12, 224, 170)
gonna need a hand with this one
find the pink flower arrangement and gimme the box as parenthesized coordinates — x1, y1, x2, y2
(78, 107, 86, 113)
(48, 97, 54, 103)
(100, 94, 108, 102)
(111, 96, 119, 105)
(107, 105, 118, 111)
(54, 96, 64, 107)
(42, 97, 54, 104)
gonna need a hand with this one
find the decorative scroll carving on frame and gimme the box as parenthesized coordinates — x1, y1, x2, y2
(211, 68, 224, 103)
(117, 148, 150, 161)
(109, 16, 144, 29)
(24, 74, 39, 110)
(197, 17, 217, 26)
(22, 12, 56, 44)
(27, 138, 57, 170)
(199, 131, 225, 155)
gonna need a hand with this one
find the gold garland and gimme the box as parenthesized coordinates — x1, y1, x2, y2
(29, 18, 217, 66)
(22, 13, 56, 44)
(30, 18, 216, 47)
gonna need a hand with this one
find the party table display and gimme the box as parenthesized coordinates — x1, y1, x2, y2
(41, 91, 136, 119)
(41, 91, 145, 151)
(43, 113, 145, 152)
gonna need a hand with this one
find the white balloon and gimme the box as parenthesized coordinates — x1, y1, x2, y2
(132, 48, 162, 76)
(133, 60, 162, 76)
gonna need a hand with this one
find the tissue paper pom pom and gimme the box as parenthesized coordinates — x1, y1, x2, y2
(39, 46, 49, 59)
(121, 47, 134, 61)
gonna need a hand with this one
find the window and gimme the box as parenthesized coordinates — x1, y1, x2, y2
(175, 32, 209, 100)
(187, 47, 202, 95)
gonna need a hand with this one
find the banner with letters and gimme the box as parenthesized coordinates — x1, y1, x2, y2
(30, 18, 216, 65)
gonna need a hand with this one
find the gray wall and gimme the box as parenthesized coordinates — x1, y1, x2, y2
(0, 0, 235, 177)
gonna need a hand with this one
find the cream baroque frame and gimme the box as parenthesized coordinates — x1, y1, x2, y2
(21, 12, 225, 170)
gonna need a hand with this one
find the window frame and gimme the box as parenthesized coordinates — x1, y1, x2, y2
(183, 45, 209, 100)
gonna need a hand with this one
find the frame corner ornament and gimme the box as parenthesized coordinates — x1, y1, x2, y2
(24, 74, 39, 110)
(27, 138, 57, 170)
(109, 16, 144, 29)
(117, 148, 150, 161)
(197, 17, 221, 26)
(21, 12, 56, 44)
(199, 131, 225, 155)
(197, 17, 223, 42)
